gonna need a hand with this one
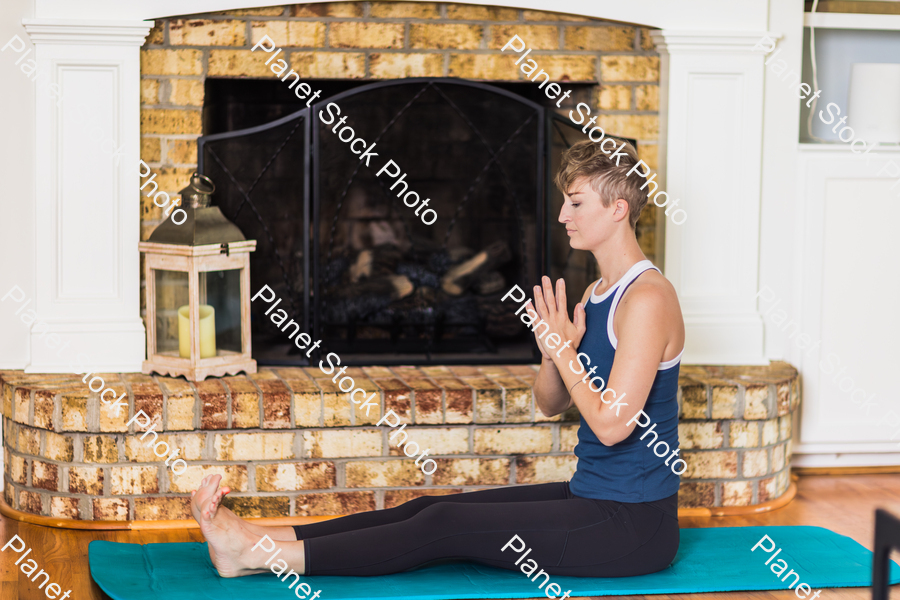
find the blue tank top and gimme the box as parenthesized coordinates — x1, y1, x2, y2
(568, 260, 683, 503)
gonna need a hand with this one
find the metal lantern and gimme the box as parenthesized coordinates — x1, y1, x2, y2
(139, 173, 257, 381)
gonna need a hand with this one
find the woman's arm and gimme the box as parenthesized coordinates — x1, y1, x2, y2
(532, 276, 675, 446)
(531, 277, 589, 418)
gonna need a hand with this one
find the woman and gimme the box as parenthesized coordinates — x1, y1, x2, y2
(191, 139, 685, 580)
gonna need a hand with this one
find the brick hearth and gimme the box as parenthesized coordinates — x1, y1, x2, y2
(1, 363, 798, 522)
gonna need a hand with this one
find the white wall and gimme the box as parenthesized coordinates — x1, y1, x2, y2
(0, 0, 36, 369)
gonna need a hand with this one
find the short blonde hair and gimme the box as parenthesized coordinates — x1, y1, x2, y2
(554, 139, 647, 229)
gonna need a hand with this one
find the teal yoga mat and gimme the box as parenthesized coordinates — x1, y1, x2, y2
(89, 526, 900, 600)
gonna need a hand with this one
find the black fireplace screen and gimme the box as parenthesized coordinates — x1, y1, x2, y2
(199, 78, 635, 366)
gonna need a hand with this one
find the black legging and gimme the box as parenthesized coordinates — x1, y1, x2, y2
(293, 482, 679, 577)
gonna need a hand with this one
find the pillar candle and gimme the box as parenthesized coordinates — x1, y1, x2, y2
(178, 304, 216, 358)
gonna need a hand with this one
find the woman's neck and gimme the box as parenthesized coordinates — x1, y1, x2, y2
(590, 230, 647, 289)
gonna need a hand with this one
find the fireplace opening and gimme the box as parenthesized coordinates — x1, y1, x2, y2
(198, 77, 634, 366)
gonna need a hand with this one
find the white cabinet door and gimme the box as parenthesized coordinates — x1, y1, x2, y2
(793, 146, 900, 466)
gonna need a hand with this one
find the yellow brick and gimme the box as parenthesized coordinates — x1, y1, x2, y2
(330, 22, 404, 49)
(679, 422, 723, 449)
(635, 84, 658, 111)
(762, 419, 779, 446)
(154, 167, 195, 192)
(722, 480, 752, 506)
(560, 424, 579, 452)
(110, 466, 159, 495)
(371, 2, 440, 18)
(410, 24, 482, 50)
(523, 10, 586, 22)
(45, 431, 73, 462)
(290, 51, 365, 78)
(169, 464, 248, 493)
(215, 432, 295, 460)
(9, 454, 26, 484)
(446, 5, 517, 20)
(141, 109, 202, 135)
(449, 55, 518, 80)
(489, 25, 558, 50)
(502, 384, 532, 424)
(141, 49, 203, 76)
(256, 462, 335, 491)
(303, 430, 381, 458)
(141, 137, 161, 163)
(293, 391, 322, 427)
(598, 85, 631, 110)
(638, 143, 658, 173)
(18, 427, 40, 455)
(166, 139, 198, 165)
(682, 450, 737, 479)
(166, 394, 195, 430)
(345, 460, 425, 487)
(169, 80, 204, 106)
(640, 27, 658, 51)
(141, 79, 159, 104)
(125, 432, 204, 461)
(61, 394, 88, 431)
(516, 455, 577, 483)
(99, 390, 130, 432)
(369, 53, 444, 79)
(250, 21, 326, 47)
(565, 26, 635, 51)
(208, 49, 279, 77)
(597, 114, 658, 140)
(535, 55, 596, 81)
(146, 21, 165, 45)
(49, 497, 79, 520)
(292, 3, 363, 17)
(432, 458, 509, 485)
(744, 385, 771, 419)
(742, 449, 769, 477)
(169, 19, 246, 46)
(474, 427, 552, 454)
(388, 427, 468, 455)
(772, 444, 785, 471)
(601, 56, 659, 82)
(68, 466, 103, 495)
(322, 392, 351, 427)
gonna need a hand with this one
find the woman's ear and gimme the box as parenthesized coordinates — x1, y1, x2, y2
(614, 198, 630, 223)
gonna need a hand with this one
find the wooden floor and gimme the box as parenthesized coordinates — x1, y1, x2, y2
(2, 474, 899, 600)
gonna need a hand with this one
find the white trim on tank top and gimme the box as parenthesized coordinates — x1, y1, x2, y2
(589, 260, 684, 371)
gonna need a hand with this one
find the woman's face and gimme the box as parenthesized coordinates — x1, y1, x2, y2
(558, 176, 617, 251)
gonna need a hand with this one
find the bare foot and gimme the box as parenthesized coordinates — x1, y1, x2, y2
(191, 474, 267, 578)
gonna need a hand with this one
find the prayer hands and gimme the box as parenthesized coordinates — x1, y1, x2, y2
(527, 276, 586, 360)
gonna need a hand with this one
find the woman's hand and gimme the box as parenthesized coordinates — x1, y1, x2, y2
(528, 276, 586, 361)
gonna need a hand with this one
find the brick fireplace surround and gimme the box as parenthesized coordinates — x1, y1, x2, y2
(1, 363, 797, 523)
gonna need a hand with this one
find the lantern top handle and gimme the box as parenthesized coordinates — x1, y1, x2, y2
(186, 173, 216, 209)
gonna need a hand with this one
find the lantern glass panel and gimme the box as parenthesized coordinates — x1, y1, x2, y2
(154, 269, 189, 356)
(202, 269, 243, 355)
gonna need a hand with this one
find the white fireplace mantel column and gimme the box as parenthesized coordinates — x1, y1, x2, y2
(23, 19, 151, 372)
(651, 30, 771, 365)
